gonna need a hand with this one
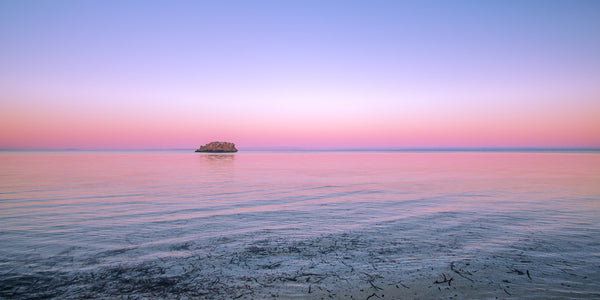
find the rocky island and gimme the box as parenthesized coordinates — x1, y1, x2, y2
(195, 141, 238, 153)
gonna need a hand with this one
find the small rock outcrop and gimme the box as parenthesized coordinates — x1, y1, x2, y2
(195, 141, 238, 153)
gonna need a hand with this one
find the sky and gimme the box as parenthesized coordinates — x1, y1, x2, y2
(1, 0, 599, 150)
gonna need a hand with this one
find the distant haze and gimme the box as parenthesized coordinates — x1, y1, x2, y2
(1, 1, 599, 150)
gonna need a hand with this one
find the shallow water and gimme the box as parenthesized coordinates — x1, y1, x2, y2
(1, 150, 599, 298)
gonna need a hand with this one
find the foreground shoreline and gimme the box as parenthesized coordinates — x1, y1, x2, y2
(3, 217, 597, 299)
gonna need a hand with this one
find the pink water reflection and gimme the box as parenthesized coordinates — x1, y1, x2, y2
(1, 151, 599, 229)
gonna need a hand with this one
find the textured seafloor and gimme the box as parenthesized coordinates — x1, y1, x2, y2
(3, 211, 598, 299)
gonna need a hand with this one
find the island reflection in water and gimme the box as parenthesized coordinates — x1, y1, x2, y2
(200, 153, 236, 162)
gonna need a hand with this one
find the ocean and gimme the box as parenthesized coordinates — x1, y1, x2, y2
(1, 150, 599, 299)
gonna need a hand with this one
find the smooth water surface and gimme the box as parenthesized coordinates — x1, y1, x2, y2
(1, 151, 599, 298)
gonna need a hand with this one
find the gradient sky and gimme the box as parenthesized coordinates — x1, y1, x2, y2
(1, 0, 599, 149)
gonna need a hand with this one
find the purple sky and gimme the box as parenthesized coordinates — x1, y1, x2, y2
(1, 1, 599, 149)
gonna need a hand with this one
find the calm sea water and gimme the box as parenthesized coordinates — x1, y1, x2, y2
(1, 151, 599, 298)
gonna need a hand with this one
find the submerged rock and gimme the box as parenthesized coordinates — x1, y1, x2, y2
(195, 141, 238, 153)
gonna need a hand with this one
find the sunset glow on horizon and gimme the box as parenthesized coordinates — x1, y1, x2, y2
(1, 1, 599, 150)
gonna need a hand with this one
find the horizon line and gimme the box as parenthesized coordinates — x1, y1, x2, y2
(2, 147, 600, 152)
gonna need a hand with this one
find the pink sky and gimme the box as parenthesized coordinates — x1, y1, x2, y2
(1, 1, 599, 149)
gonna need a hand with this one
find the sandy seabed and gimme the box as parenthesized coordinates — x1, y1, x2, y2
(3, 216, 598, 300)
